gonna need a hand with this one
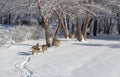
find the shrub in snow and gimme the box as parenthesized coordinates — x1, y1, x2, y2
(0, 33, 11, 47)
(0, 25, 45, 47)
(10, 25, 45, 42)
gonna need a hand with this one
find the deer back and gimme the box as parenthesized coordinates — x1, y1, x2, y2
(42, 45, 48, 51)
(54, 39, 61, 47)
(69, 34, 75, 39)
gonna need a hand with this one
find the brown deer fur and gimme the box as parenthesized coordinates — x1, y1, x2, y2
(32, 43, 40, 55)
(42, 44, 48, 53)
(69, 34, 75, 39)
(54, 39, 61, 47)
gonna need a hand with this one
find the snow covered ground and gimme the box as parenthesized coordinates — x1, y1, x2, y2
(0, 36, 120, 77)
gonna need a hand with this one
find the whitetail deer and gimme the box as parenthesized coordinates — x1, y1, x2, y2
(42, 44, 48, 53)
(69, 34, 75, 39)
(54, 39, 61, 47)
(32, 43, 40, 55)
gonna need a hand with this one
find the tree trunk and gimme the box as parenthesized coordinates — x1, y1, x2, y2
(76, 17, 82, 41)
(64, 14, 69, 37)
(44, 19, 51, 47)
(36, 0, 54, 47)
(104, 18, 109, 34)
(83, 15, 91, 40)
(103, 18, 106, 34)
(55, 11, 67, 38)
(98, 18, 101, 34)
(68, 19, 73, 36)
(93, 19, 97, 36)
(61, 19, 67, 38)
(117, 13, 120, 34)
(72, 23, 75, 34)
(106, 19, 110, 34)
(88, 18, 93, 28)
(108, 17, 113, 34)
(81, 20, 84, 34)
(66, 15, 70, 31)
(52, 18, 61, 45)
(52, 11, 67, 45)
(8, 13, 11, 25)
(83, 0, 92, 40)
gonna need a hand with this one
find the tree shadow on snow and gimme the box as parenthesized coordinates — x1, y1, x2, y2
(18, 52, 31, 56)
(109, 44, 120, 48)
(80, 43, 104, 46)
(15, 44, 33, 47)
(73, 43, 120, 49)
(15, 44, 42, 48)
(88, 35, 120, 41)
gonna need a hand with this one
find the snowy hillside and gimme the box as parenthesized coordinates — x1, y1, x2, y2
(0, 37, 120, 77)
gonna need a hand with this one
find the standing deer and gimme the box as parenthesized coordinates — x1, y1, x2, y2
(69, 34, 75, 39)
(54, 38, 61, 48)
(32, 43, 40, 55)
(42, 44, 48, 53)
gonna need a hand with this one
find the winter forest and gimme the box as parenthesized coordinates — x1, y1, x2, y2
(0, 0, 120, 46)
(0, 0, 120, 77)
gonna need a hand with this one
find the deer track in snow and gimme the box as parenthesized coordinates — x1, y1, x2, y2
(15, 56, 33, 77)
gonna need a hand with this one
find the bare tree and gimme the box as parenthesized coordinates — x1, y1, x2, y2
(83, 0, 92, 40)
(1, 0, 120, 42)
(52, 8, 68, 45)
(76, 17, 82, 41)
(36, 0, 55, 47)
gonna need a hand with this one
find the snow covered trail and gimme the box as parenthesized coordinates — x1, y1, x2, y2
(0, 40, 41, 77)
(13, 40, 42, 77)
(0, 37, 120, 77)
(27, 38, 120, 77)
(15, 56, 33, 77)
